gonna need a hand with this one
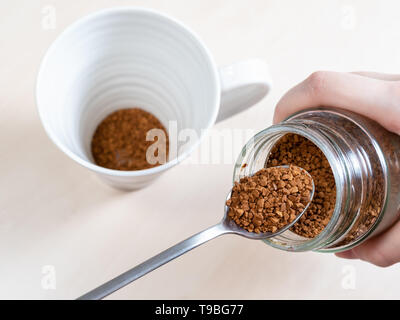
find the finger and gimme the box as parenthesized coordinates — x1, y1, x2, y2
(335, 220, 400, 267)
(351, 71, 400, 81)
(336, 250, 357, 259)
(273, 71, 400, 135)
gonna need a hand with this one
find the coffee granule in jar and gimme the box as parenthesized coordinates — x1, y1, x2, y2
(226, 165, 313, 234)
(91, 108, 169, 171)
(266, 133, 336, 238)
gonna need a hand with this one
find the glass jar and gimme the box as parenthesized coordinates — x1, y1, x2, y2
(233, 107, 400, 252)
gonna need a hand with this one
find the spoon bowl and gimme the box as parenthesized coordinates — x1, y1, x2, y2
(221, 165, 315, 240)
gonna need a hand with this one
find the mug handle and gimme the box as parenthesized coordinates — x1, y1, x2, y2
(216, 59, 272, 122)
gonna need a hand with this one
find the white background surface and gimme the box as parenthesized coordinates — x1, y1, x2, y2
(1, 0, 399, 299)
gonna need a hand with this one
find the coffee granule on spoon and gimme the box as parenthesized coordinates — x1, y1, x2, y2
(226, 165, 313, 234)
(91, 108, 169, 171)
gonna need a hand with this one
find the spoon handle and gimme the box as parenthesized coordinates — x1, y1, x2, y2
(78, 223, 229, 300)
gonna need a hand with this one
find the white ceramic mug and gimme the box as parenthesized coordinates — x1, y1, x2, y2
(36, 8, 272, 190)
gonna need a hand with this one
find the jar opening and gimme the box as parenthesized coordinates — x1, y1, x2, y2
(233, 123, 348, 251)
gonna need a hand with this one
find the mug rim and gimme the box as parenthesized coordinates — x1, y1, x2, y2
(36, 7, 221, 177)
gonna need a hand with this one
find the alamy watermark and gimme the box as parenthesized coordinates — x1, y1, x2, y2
(340, 5, 357, 30)
(41, 265, 56, 290)
(341, 264, 356, 290)
(145, 121, 256, 166)
(41, 5, 57, 30)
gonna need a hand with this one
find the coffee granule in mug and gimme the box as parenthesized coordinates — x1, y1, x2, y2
(91, 108, 169, 171)
(226, 165, 313, 234)
(266, 133, 336, 238)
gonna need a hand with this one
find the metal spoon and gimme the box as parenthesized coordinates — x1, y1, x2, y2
(78, 166, 314, 300)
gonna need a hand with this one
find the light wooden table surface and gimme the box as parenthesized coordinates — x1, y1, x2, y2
(1, 0, 399, 299)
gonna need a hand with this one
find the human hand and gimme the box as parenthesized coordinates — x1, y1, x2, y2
(273, 71, 400, 267)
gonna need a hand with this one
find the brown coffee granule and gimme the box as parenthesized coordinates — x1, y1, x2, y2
(226, 165, 313, 234)
(266, 133, 336, 238)
(91, 108, 169, 171)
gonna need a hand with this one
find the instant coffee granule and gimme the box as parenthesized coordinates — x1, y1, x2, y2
(226, 165, 313, 234)
(266, 133, 336, 238)
(91, 108, 169, 171)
